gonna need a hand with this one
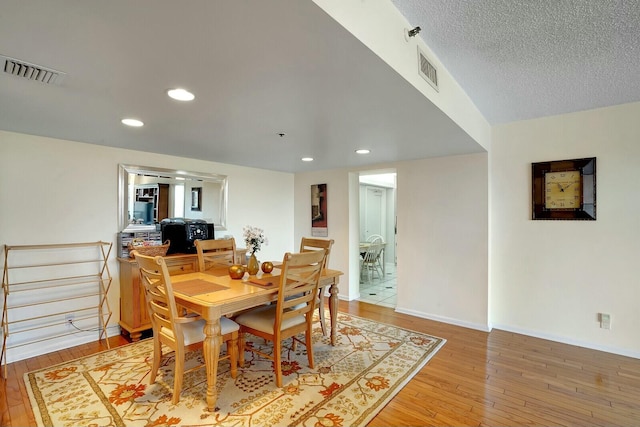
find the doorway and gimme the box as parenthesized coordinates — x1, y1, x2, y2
(357, 171, 397, 308)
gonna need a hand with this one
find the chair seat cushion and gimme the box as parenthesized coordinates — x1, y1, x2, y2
(220, 316, 241, 335)
(161, 316, 239, 346)
(235, 305, 305, 334)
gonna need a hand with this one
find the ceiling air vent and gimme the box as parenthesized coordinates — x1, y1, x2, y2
(417, 48, 438, 92)
(1, 54, 66, 85)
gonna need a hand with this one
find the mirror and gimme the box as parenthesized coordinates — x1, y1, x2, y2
(118, 164, 228, 232)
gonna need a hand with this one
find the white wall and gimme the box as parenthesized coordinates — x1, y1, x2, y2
(491, 102, 640, 358)
(395, 153, 489, 330)
(294, 153, 490, 331)
(6, 102, 639, 362)
(294, 169, 356, 298)
(0, 130, 294, 362)
(313, 0, 640, 358)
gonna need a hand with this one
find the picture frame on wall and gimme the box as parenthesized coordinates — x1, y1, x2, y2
(311, 183, 328, 237)
(191, 187, 202, 211)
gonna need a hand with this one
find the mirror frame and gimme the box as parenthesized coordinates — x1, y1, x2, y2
(118, 164, 228, 232)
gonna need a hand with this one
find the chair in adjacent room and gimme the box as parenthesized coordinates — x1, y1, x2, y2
(131, 250, 239, 404)
(360, 242, 384, 282)
(234, 249, 327, 387)
(299, 237, 334, 336)
(195, 238, 237, 272)
(366, 234, 384, 243)
(365, 234, 385, 277)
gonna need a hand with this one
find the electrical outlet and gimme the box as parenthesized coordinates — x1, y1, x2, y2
(599, 313, 611, 330)
(65, 313, 75, 328)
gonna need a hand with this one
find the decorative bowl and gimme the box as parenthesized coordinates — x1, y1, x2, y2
(228, 264, 245, 279)
(261, 261, 274, 274)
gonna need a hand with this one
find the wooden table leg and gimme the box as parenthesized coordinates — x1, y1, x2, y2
(329, 280, 339, 346)
(318, 286, 327, 336)
(202, 312, 221, 412)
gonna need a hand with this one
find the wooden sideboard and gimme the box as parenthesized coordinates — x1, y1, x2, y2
(117, 254, 198, 341)
(117, 248, 247, 341)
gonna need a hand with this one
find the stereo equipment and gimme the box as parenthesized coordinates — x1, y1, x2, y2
(160, 218, 215, 254)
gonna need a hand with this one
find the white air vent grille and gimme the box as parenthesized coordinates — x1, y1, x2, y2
(417, 48, 438, 92)
(1, 54, 66, 85)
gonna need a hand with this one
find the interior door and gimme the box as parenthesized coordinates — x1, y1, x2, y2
(363, 186, 386, 241)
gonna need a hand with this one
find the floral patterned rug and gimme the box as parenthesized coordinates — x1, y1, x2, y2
(25, 312, 445, 427)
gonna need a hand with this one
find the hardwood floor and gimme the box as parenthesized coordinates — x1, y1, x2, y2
(2, 300, 639, 426)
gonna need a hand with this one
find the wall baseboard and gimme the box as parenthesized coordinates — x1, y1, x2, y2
(395, 306, 491, 332)
(4, 325, 122, 364)
(342, 293, 359, 301)
(492, 323, 640, 360)
(392, 308, 639, 359)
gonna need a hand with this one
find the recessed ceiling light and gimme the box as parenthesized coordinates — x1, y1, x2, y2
(301, 157, 314, 162)
(121, 118, 144, 127)
(167, 88, 195, 101)
(355, 149, 370, 154)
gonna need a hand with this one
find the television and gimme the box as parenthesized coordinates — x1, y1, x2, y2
(160, 218, 215, 254)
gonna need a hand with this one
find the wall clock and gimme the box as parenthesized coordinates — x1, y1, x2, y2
(532, 157, 596, 220)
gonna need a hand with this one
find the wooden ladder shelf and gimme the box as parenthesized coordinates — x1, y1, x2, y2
(1, 241, 113, 378)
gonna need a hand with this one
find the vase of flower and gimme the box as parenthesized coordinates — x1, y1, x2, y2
(247, 252, 260, 275)
(243, 225, 267, 276)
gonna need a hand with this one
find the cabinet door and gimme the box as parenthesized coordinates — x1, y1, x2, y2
(362, 186, 386, 240)
(117, 259, 152, 340)
(131, 267, 151, 326)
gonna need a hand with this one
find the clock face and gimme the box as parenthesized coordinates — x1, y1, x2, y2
(532, 157, 595, 220)
(545, 170, 581, 209)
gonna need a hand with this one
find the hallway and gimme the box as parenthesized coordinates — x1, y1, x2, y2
(358, 171, 397, 309)
(356, 263, 396, 308)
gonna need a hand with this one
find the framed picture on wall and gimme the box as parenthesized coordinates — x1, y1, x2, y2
(311, 183, 328, 237)
(191, 187, 202, 211)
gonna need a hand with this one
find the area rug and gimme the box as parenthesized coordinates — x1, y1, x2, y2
(25, 312, 445, 427)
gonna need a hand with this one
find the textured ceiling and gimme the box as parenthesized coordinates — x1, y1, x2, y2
(392, 0, 640, 124)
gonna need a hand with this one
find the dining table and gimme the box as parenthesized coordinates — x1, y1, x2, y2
(168, 266, 343, 411)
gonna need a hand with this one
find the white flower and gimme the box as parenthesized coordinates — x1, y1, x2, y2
(243, 225, 268, 254)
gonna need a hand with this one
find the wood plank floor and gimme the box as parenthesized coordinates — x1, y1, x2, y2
(2, 300, 639, 426)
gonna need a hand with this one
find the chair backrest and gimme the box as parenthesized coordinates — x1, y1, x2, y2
(362, 242, 383, 265)
(299, 237, 334, 271)
(366, 234, 384, 244)
(131, 250, 184, 345)
(195, 238, 237, 272)
(276, 250, 327, 329)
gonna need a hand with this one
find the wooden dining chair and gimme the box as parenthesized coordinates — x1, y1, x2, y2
(234, 249, 327, 387)
(299, 237, 334, 336)
(131, 250, 239, 404)
(195, 238, 237, 272)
